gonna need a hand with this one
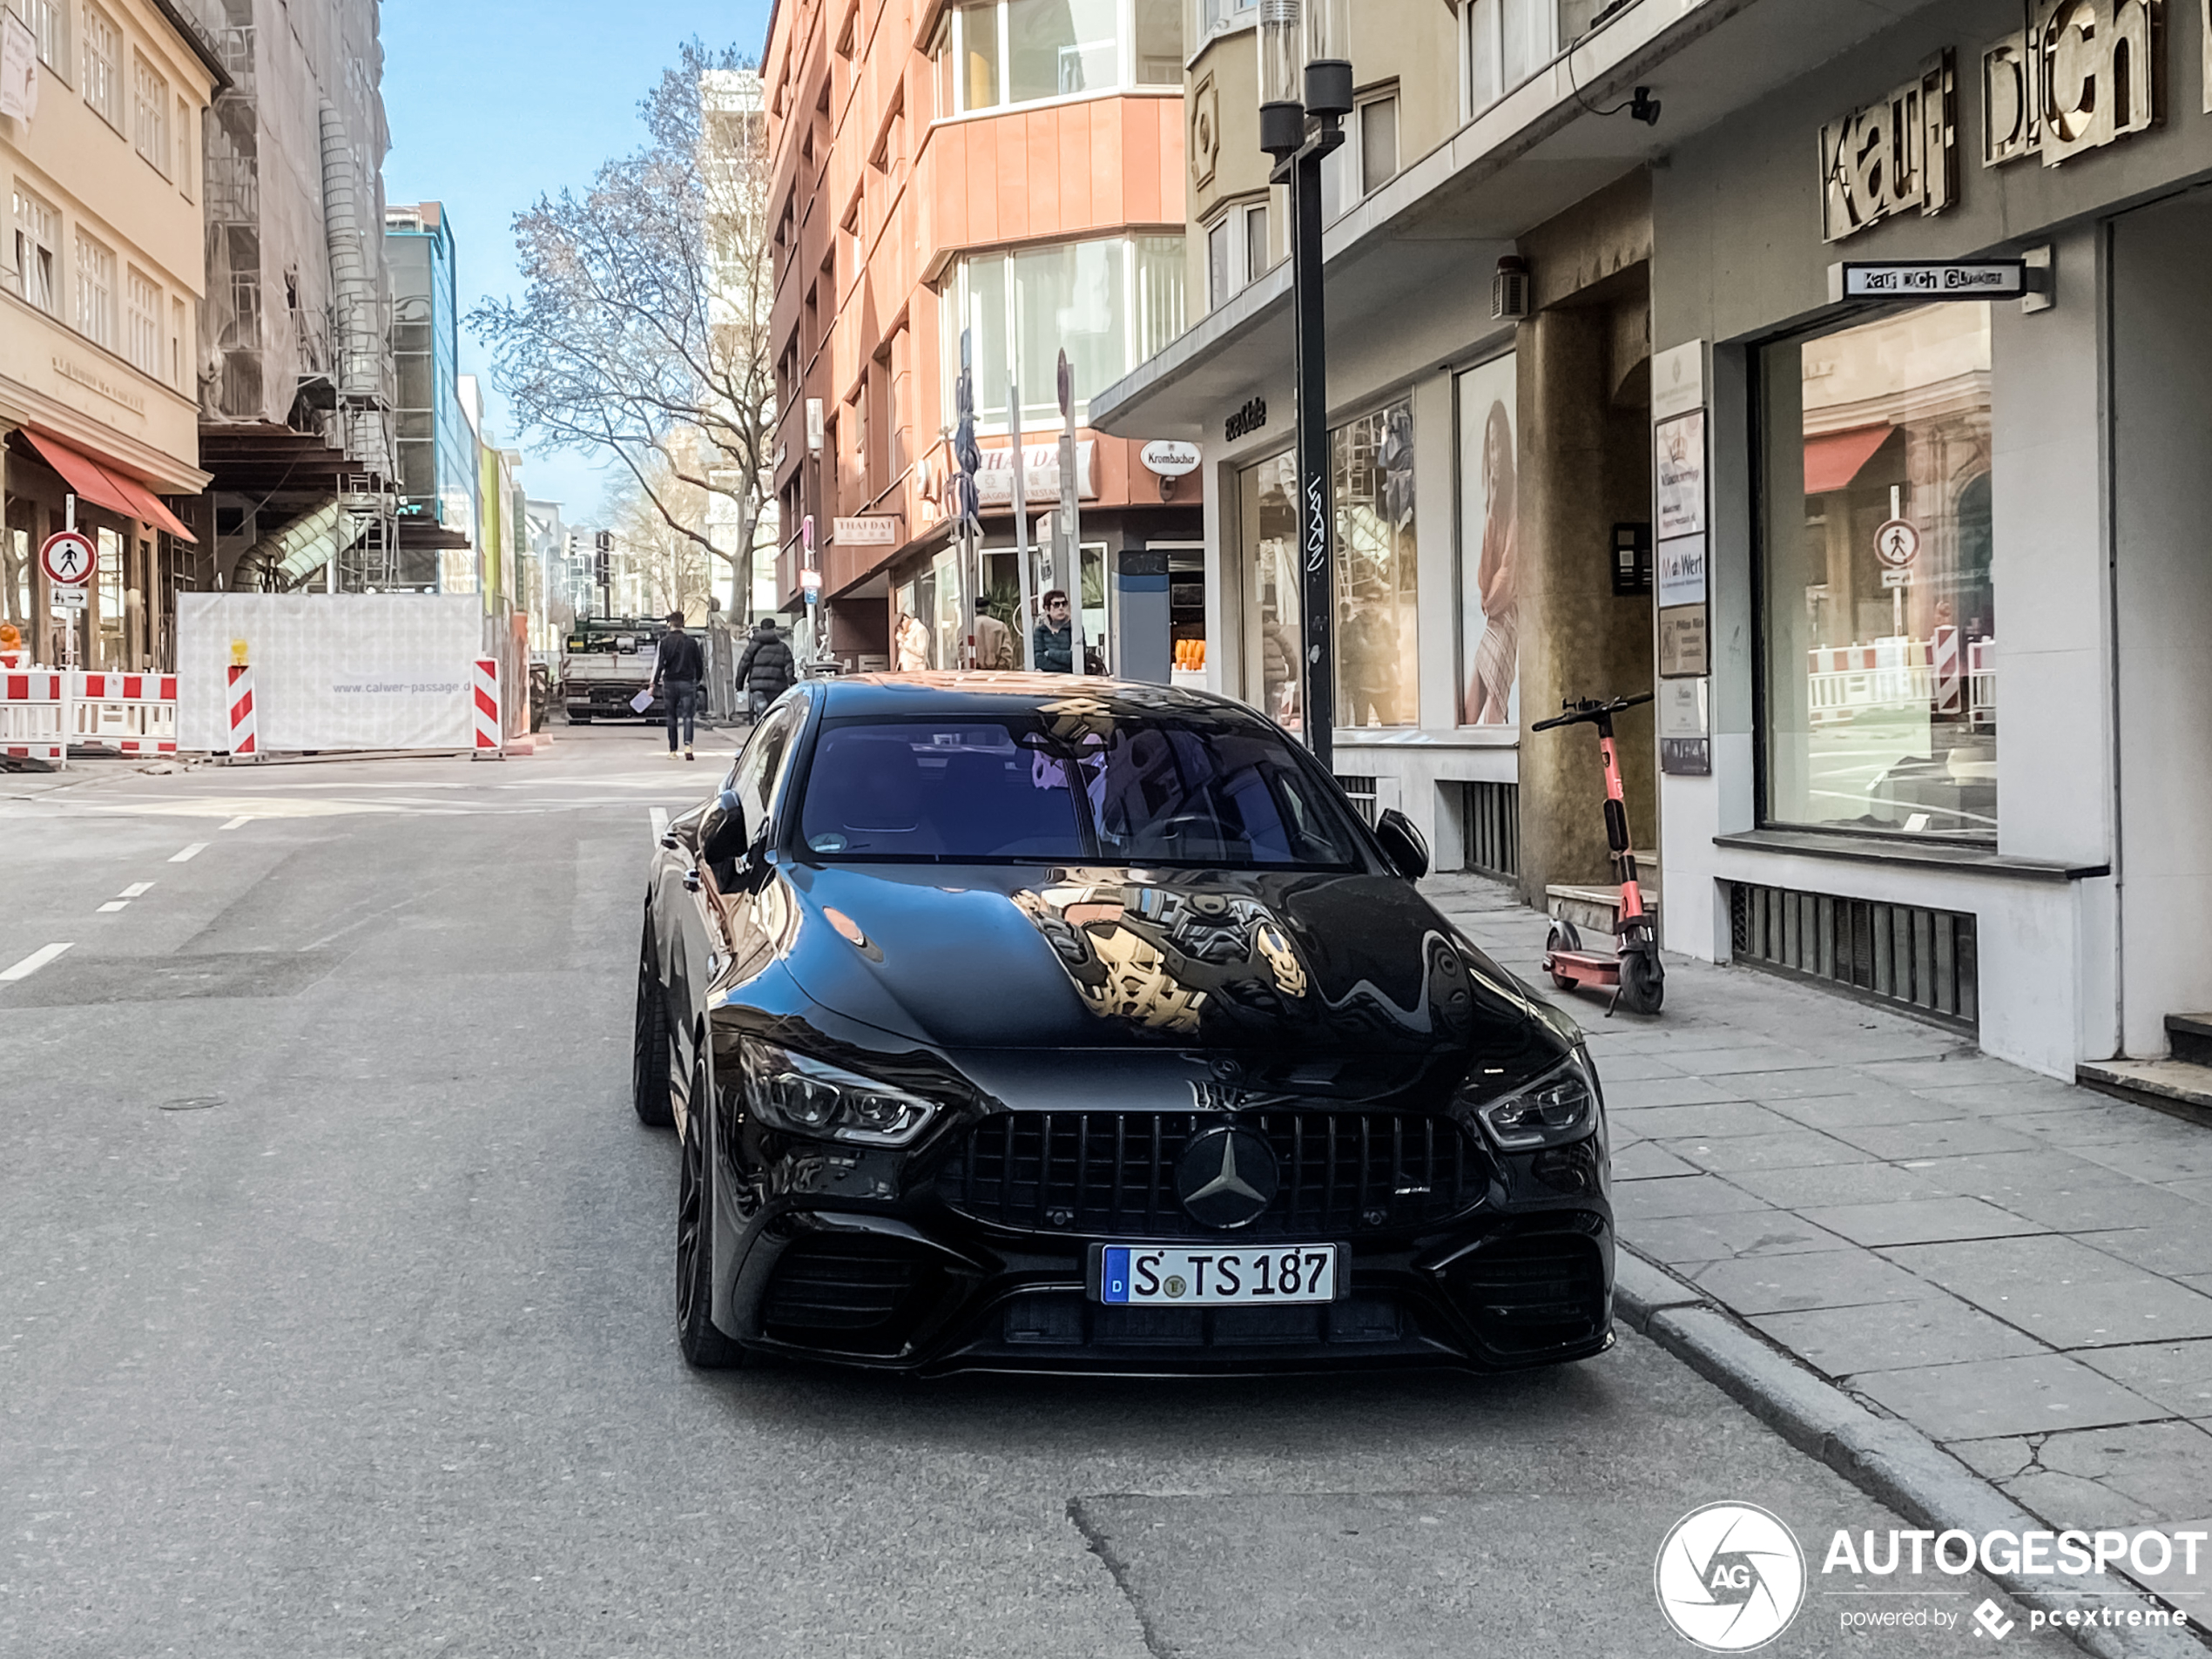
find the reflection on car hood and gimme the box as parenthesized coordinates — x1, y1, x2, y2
(772, 860, 1566, 1074)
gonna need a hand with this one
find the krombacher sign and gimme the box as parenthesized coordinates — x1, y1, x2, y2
(1983, 0, 2162, 169)
(1818, 52, 1958, 242)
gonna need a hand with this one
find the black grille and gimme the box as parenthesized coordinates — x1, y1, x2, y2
(761, 1234, 931, 1355)
(1729, 881, 1977, 1031)
(1447, 1232, 1607, 1358)
(936, 1111, 1487, 1238)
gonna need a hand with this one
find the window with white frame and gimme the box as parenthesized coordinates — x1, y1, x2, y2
(132, 53, 170, 172)
(1204, 198, 1268, 311)
(1463, 0, 1561, 120)
(12, 183, 58, 314)
(26, 0, 70, 76)
(1201, 0, 1257, 35)
(75, 229, 116, 349)
(125, 266, 159, 375)
(932, 0, 1181, 118)
(939, 233, 1184, 427)
(1321, 86, 1399, 221)
(81, 3, 120, 127)
(170, 295, 186, 388)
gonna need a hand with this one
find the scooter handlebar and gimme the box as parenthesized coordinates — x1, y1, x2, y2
(1530, 691, 1656, 732)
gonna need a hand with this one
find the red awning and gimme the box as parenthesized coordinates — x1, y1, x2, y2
(1804, 424, 1893, 496)
(19, 429, 198, 543)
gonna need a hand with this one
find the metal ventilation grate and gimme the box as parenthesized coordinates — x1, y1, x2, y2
(1460, 781, 1520, 878)
(1729, 881, 1977, 1030)
(1334, 774, 1378, 826)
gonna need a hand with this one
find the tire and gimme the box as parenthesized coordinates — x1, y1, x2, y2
(1619, 944, 1665, 1015)
(1544, 920, 1581, 990)
(676, 1062, 748, 1369)
(632, 912, 675, 1128)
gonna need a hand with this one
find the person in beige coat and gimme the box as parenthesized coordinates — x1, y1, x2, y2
(973, 597, 1017, 670)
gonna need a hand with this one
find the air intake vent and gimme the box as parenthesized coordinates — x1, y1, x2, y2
(1448, 1231, 1605, 1358)
(1729, 881, 1977, 1030)
(761, 1234, 933, 1356)
(1460, 780, 1520, 877)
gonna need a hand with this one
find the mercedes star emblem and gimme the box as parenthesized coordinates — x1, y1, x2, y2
(1175, 1124, 1279, 1229)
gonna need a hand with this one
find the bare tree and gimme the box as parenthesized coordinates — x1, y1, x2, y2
(473, 43, 772, 617)
(606, 441, 714, 620)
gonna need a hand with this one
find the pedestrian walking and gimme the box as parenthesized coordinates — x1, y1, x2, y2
(894, 607, 931, 672)
(733, 615, 797, 722)
(974, 597, 1016, 670)
(1033, 590, 1074, 674)
(651, 611, 705, 760)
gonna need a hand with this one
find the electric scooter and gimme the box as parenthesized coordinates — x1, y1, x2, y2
(1533, 692, 1663, 1015)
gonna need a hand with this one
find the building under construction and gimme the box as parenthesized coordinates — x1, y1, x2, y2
(183, 0, 408, 593)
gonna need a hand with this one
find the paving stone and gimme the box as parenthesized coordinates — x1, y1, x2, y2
(1750, 1294, 2046, 1378)
(1656, 1129, 1875, 1175)
(1626, 1209, 1852, 1266)
(1996, 1467, 2161, 1530)
(1608, 1100, 1803, 1142)
(1799, 1196, 2050, 1248)
(1885, 1148, 2145, 1200)
(1600, 1075, 1750, 1110)
(1849, 1352, 2169, 1440)
(2007, 1421, 2212, 1528)
(1610, 1174, 1770, 1221)
(1948, 1435, 2035, 1481)
(1723, 1162, 1954, 1210)
(1981, 1178, 2211, 1236)
(1707, 1066, 1897, 1101)
(1826, 1117, 2049, 1160)
(1609, 1140, 1700, 1181)
(2076, 1339, 2212, 1418)
(2166, 1177, 2212, 1206)
(2064, 1225, 2212, 1278)
(1582, 1052, 1689, 1083)
(2114, 1512, 2212, 1600)
(1758, 1091, 1973, 1130)
(1862, 1055, 2033, 1089)
(1907, 1080, 2087, 1116)
(2072, 1137, 2212, 1183)
(1975, 1106, 2189, 1148)
(1883, 1237, 2212, 1348)
(1691, 1247, 1932, 1316)
(1658, 1044, 1837, 1076)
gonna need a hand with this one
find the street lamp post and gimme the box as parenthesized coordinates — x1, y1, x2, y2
(1260, 0, 1348, 773)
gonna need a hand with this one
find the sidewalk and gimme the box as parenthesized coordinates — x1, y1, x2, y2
(1423, 872, 2212, 1598)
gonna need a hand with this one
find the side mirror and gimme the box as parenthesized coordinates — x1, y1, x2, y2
(699, 788, 749, 870)
(1373, 807, 1429, 881)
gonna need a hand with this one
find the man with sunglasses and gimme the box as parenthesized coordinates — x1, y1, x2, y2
(1033, 589, 1074, 674)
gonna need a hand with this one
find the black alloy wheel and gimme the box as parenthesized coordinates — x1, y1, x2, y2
(632, 911, 675, 1128)
(676, 1058, 747, 1369)
(1618, 942, 1665, 1015)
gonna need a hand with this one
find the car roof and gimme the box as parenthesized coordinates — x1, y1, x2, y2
(812, 672, 1257, 722)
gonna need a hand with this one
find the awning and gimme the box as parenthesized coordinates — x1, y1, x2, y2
(19, 429, 199, 543)
(1804, 425, 1893, 496)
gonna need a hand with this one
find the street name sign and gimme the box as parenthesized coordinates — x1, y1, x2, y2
(1829, 260, 2027, 301)
(39, 529, 96, 583)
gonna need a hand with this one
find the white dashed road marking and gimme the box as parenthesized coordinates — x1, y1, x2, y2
(119, 883, 154, 898)
(219, 814, 253, 830)
(0, 943, 72, 981)
(170, 843, 207, 863)
(98, 901, 127, 914)
(649, 807, 670, 841)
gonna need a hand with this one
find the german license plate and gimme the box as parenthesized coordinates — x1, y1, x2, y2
(1095, 1244, 1338, 1306)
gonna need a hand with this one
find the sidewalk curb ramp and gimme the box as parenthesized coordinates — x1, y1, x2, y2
(1614, 1248, 2212, 1658)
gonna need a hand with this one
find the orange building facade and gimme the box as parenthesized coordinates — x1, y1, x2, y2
(763, 0, 1203, 678)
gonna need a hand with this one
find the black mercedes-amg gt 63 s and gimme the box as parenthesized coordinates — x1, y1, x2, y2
(633, 674, 1612, 1374)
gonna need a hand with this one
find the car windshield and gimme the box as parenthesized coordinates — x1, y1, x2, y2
(797, 712, 1366, 868)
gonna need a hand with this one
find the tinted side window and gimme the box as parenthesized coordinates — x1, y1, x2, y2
(732, 700, 803, 828)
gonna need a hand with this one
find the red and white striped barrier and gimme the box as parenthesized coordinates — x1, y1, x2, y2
(226, 664, 257, 757)
(1931, 624, 1961, 715)
(73, 671, 179, 756)
(472, 658, 502, 755)
(1, 670, 66, 764)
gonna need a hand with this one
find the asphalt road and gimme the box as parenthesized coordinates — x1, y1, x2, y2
(0, 725, 2074, 1658)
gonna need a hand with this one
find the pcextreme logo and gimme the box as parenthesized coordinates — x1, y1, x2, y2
(1655, 1503, 1807, 1651)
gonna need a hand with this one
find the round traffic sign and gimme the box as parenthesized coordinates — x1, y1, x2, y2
(39, 529, 96, 584)
(1872, 518, 1920, 570)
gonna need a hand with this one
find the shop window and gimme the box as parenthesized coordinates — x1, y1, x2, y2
(80, 2, 119, 129)
(132, 51, 169, 174)
(1455, 352, 1518, 725)
(1757, 302, 1997, 840)
(1238, 450, 1300, 731)
(1333, 398, 1419, 727)
(75, 229, 117, 350)
(12, 183, 58, 314)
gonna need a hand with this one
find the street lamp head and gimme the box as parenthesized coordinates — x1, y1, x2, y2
(1257, 0, 1304, 156)
(1302, 0, 1352, 119)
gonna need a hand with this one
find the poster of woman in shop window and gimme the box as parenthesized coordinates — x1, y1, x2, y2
(1457, 354, 1518, 725)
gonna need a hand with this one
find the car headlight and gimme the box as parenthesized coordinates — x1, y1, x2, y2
(740, 1042, 939, 1146)
(1470, 1059, 1597, 1151)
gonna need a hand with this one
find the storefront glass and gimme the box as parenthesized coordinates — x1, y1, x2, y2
(1333, 398, 1417, 727)
(1759, 303, 1996, 839)
(1455, 354, 1517, 725)
(1238, 450, 1299, 731)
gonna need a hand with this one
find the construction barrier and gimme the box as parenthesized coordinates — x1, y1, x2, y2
(0, 670, 66, 764)
(73, 671, 179, 756)
(472, 658, 502, 754)
(227, 664, 257, 756)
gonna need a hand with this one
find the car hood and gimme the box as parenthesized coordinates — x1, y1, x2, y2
(768, 860, 1566, 1076)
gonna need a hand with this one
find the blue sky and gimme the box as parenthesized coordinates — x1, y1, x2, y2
(381, 0, 772, 523)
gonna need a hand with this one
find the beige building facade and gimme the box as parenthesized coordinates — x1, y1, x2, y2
(0, 0, 219, 667)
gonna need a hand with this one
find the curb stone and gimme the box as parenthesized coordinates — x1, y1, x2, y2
(1613, 1249, 2212, 1659)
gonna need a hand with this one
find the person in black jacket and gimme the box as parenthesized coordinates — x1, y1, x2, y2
(1032, 590, 1074, 674)
(733, 617, 797, 721)
(650, 612, 705, 759)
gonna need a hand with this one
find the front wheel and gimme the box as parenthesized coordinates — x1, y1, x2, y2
(676, 1070, 748, 1369)
(632, 912, 675, 1128)
(1618, 944, 1665, 1015)
(1544, 920, 1582, 989)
